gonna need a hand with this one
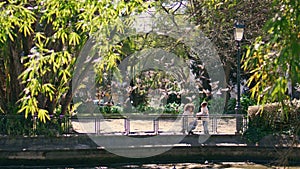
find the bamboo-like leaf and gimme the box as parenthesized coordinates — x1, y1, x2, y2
(69, 32, 81, 45)
(38, 109, 50, 123)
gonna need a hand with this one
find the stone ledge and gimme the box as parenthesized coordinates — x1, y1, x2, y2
(0, 135, 299, 167)
(0, 145, 300, 167)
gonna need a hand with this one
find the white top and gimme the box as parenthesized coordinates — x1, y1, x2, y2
(197, 106, 209, 121)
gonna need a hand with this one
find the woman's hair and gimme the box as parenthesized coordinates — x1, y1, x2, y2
(184, 103, 195, 112)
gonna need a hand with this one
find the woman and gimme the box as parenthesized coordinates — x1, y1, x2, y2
(197, 101, 209, 134)
(182, 103, 197, 135)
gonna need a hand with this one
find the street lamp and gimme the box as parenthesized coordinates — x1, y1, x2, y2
(234, 22, 245, 41)
(234, 21, 244, 134)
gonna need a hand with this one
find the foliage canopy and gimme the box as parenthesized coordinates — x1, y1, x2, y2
(243, 0, 300, 107)
(0, 0, 151, 122)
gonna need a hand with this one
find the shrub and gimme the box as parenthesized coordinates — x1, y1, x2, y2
(226, 95, 256, 114)
(244, 100, 300, 143)
(163, 103, 182, 114)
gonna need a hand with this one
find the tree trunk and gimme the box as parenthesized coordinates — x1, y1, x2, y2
(61, 81, 73, 115)
(7, 39, 23, 113)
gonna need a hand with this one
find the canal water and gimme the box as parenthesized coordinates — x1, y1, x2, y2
(2, 162, 299, 169)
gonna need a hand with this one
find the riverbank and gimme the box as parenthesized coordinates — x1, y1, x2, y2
(0, 134, 299, 167)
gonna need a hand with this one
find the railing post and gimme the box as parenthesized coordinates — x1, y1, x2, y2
(211, 116, 214, 133)
(154, 118, 159, 135)
(93, 117, 101, 135)
(236, 114, 243, 134)
(94, 118, 97, 134)
(33, 115, 37, 136)
(212, 115, 217, 133)
(182, 115, 187, 134)
(64, 117, 69, 134)
(97, 117, 101, 135)
(124, 118, 130, 135)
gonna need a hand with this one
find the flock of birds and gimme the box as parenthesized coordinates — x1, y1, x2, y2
(95, 55, 232, 106)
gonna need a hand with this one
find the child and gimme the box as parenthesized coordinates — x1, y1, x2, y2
(197, 101, 209, 134)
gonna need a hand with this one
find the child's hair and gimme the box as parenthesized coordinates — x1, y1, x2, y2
(201, 101, 208, 107)
(184, 103, 195, 112)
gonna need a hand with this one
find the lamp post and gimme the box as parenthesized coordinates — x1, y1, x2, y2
(234, 21, 244, 134)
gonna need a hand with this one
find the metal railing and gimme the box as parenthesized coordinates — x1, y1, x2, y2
(72, 114, 248, 135)
(0, 114, 247, 136)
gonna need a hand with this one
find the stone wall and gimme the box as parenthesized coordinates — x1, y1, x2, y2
(0, 135, 299, 167)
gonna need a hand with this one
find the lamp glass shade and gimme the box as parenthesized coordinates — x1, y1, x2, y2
(234, 27, 244, 41)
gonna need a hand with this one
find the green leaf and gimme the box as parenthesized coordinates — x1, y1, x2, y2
(38, 109, 50, 123)
(69, 32, 81, 45)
